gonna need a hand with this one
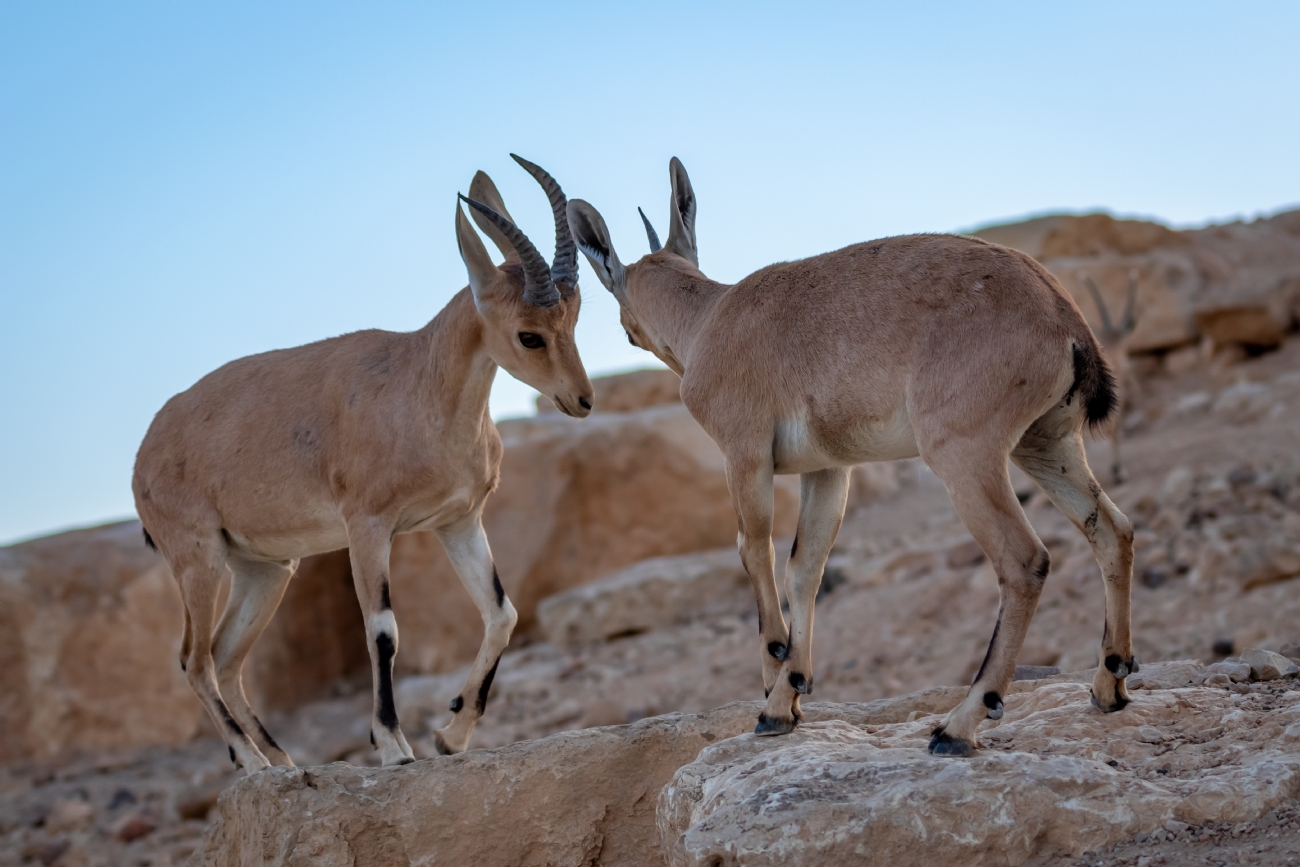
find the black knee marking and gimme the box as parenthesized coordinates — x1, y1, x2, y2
(788, 671, 811, 694)
(1033, 551, 1051, 582)
(375, 633, 399, 730)
(973, 614, 1002, 683)
(983, 691, 1004, 720)
(217, 701, 245, 739)
(790, 536, 798, 558)
(449, 696, 463, 714)
(928, 727, 974, 758)
(380, 580, 391, 610)
(228, 745, 237, 766)
(492, 568, 504, 608)
(142, 527, 157, 551)
(1084, 510, 1099, 533)
(253, 716, 281, 752)
(767, 641, 789, 661)
(474, 655, 502, 715)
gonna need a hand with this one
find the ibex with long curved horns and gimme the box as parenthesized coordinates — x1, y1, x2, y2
(134, 156, 592, 770)
(568, 158, 1137, 757)
(1083, 270, 1140, 484)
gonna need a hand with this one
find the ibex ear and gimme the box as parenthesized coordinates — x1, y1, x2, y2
(456, 201, 506, 307)
(664, 156, 698, 267)
(467, 171, 520, 265)
(567, 199, 627, 304)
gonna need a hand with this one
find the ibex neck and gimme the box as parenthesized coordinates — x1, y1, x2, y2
(633, 263, 730, 373)
(416, 288, 497, 430)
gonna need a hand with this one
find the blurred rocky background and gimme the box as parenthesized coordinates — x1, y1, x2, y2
(3, 209, 1300, 866)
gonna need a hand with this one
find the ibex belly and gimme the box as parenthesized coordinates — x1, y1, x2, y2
(774, 404, 918, 475)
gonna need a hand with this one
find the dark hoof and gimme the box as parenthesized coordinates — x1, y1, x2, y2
(928, 728, 974, 758)
(432, 734, 453, 756)
(396, 756, 416, 766)
(754, 712, 799, 736)
(986, 702, 1004, 721)
(1090, 688, 1130, 713)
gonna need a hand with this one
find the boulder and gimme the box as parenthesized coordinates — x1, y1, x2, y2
(0, 521, 373, 756)
(0, 521, 201, 760)
(536, 548, 751, 647)
(1239, 648, 1300, 681)
(537, 367, 681, 414)
(387, 404, 800, 675)
(188, 683, 1034, 867)
(974, 209, 1300, 354)
(659, 681, 1300, 867)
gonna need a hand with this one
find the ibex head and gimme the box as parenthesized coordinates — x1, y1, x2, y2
(567, 157, 701, 374)
(456, 156, 593, 417)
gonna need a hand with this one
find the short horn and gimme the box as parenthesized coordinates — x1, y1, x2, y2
(511, 154, 578, 288)
(638, 207, 662, 253)
(458, 194, 559, 308)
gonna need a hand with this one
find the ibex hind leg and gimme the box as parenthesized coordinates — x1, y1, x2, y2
(1013, 424, 1136, 713)
(170, 536, 272, 772)
(434, 516, 517, 755)
(211, 554, 297, 767)
(723, 453, 791, 714)
(923, 444, 1050, 757)
(756, 467, 850, 736)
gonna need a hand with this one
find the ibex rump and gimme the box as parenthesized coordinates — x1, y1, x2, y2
(568, 159, 1136, 756)
(134, 157, 592, 770)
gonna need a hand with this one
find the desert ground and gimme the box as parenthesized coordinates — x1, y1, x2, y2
(2, 210, 1299, 866)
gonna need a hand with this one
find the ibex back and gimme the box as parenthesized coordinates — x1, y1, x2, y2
(134, 157, 592, 770)
(568, 159, 1136, 757)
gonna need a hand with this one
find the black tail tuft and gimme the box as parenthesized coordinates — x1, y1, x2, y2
(1071, 342, 1118, 433)
(142, 527, 157, 551)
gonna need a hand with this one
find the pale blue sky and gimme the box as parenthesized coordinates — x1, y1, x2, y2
(2, 2, 1297, 543)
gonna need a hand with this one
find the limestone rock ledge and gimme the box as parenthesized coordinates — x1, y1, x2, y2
(658, 680, 1300, 867)
(190, 663, 1300, 867)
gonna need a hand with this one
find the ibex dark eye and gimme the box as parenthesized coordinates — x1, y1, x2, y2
(518, 332, 545, 350)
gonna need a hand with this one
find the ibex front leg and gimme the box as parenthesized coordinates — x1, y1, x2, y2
(724, 454, 791, 723)
(758, 467, 850, 735)
(346, 518, 415, 766)
(434, 514, 517, 755)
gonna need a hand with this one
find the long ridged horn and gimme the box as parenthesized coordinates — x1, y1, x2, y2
(510, 154, 578, 288)
(638, 207, 662, 253)
(1122, 269, 1139, 335)
(1082, 275, 1115, 337)
(458, 194, 559, 308)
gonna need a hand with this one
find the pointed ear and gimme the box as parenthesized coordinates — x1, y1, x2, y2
(467, 171, 520, 264)
(664, 156, 698, 267)
(456, 201, 505, 307)
(567, 199, 627, 303)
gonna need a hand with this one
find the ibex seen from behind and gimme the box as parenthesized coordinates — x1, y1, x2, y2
(1083, 271, 1140, 485)
(568, 159, 1137, 757)
(134, 157, 592, 770)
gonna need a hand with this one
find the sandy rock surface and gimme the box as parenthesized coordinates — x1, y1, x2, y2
(660, 671, 1300, 867)
(536, 548, 750, 647)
